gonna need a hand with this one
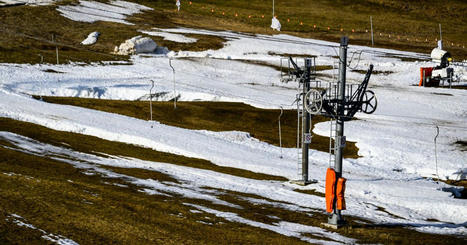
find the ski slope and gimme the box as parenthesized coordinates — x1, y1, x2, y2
(1, 13, 466, 240)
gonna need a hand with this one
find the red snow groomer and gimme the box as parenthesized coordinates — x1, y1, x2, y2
(419, 48, 454, 87)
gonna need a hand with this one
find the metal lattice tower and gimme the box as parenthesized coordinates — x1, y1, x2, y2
(291, 57, 318, 186)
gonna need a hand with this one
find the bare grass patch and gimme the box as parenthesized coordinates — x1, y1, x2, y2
(35, 96, 361, 159)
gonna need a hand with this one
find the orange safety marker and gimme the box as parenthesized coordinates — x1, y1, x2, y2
(336, 178, 346, 210)
(248, 15, 251, 18)
(300, 21, 303, 25)
(340, 28, 343, 32)
(313, 24, 316, 29)
(325, 168, 337, 213)
(222, 12, 225, 15)
(327, 27, 330, 30)
(235, 13, 238, 17)
(211, 9, 214, 13)
(287, 18, 290, 22)
(189, 1, 192, 5)
(262, 15, 264, 18)
(352, 29, 355, 33)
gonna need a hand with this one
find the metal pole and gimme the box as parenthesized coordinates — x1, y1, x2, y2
(149, 80, 154, 121)
(423, 70, 426, 87)
(328, 36, 348, 227)
(449, 71, 452, 89)
(434, 125, 440, 180)
(272, 0, 274, 17)
(278, 106, 283, 159)
(169, 59, 176, 109)
(439, 23, 442, 42)
(301, 58, 312, 182)
(370, 16, 374, 46)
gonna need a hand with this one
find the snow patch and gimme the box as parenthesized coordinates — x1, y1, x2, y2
(184, 203, 352, 244)
(5, 214, 78, 245)
(81, 31, 100, 45)
(0, 0, 57, 6)
(57, 0, 152, 25)
(140, 29, 198, 43)
(114, 36, 158, 55)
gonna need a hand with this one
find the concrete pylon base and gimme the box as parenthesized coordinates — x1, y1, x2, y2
(322, 222, 345, 229)
(323, 213, 346, 229)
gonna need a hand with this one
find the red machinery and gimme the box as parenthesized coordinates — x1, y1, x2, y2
(419, 67, 438, 87)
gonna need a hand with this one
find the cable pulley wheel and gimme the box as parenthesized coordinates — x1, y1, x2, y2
(304, 89, 323, 115)
(361, 90, 377, 114)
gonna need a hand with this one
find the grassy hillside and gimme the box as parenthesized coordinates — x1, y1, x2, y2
(0, 0, 465, 64)
(159, 0, 466, 57)
(34, 96, 360, 159)
(1, 117, 466, 244)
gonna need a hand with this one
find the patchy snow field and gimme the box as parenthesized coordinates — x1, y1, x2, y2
(0, 0, 57, 6)
(1, 19, 466, 240)
(140, 29, 198, 43)
(57, 0, 152, 25)
(5, 213, 78, 245)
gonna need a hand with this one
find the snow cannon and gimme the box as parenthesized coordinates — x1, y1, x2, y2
(419, 48, 454, 87)
(431, 48, 452, 68)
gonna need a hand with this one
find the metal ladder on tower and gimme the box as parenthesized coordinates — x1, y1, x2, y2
(327, 82, 338, 167)
(296, 83, 303, 179)
(329, 118, 337, 167)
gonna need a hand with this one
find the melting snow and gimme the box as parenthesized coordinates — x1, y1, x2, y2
(1, 131, 466, 236)
(0, 25, 466, 239)
(57, 0, 152, 25)
(140, 29, 198, 43)
(5, 214, 78, 245)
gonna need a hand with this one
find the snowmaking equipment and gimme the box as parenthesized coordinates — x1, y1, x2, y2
(419, 47, 455, 87)
(283, 37, 377, 228)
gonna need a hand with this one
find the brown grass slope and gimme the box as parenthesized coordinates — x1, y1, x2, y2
(0, 117, 287, 181)
(1, 118, 466, 244)
(35, 96, 360, 159)
(0, 141, 307, 244)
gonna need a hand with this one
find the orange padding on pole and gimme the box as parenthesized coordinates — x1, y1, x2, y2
(336, 177, 346, 210)
(325, 168, 336, 213)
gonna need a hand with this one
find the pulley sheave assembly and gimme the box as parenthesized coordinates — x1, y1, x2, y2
(361, 90, 377, 114)
(304, 89, 323, 115)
